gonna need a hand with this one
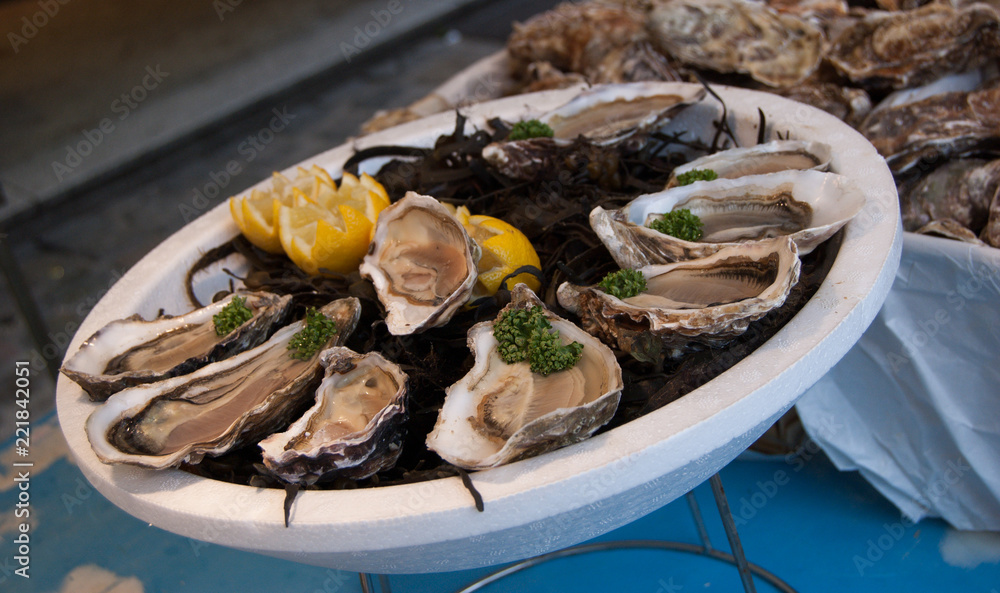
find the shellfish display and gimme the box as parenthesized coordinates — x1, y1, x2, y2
(85, 298, 361, 469)
(66, 80, 866, 502)
(61, 291, 293, 402)
(426, 285, 623, 470)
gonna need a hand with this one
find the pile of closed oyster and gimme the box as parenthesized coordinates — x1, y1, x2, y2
(64, 82, 860, 502)
(366, 0, 1000, 247)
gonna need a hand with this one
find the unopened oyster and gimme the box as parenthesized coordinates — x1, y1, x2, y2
(426, 285, 623, 471)
(62, 291, 293, 402)
(827, 4, 1000, 90)
(859, 83, 1000, 174)
(360, 192, 480, 335)
(259, 348, 408, 484)
(592, 170, 865, 268)
(557, 237, 801, 356)
(899, 158, 1000, 232)
(665, 140, 832, 188)
(646, 0, 826, 88)
(86, 298, 361, 469)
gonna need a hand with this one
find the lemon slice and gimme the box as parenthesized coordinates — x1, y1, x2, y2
(454, 206, 542, 298)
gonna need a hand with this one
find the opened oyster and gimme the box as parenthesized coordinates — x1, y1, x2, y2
(665, 140, 832, 188)
(646, 0, 825, 88)
(62, 291, 293, 402)
(593, 170, 865, 268)
(86, 298, 361, 469)
(360, 192, 480, 335)
(483, 83, 705, 180)
(259, 347, 408, 484)
(557, 237, 801, 356)
(426, 285, 623, 471)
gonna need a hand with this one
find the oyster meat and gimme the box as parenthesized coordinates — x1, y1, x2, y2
(426, 285, 623, 471)
(646, 0, 826, 88)
(86, 298, 361, 469)
(666, 140, 832, 188)
(592, 170, 865, 268)
(259, 347, 409, 484)
(62, 291, 293, 402)
(557, 237, 801, 356)
(360, 192, 480, 335)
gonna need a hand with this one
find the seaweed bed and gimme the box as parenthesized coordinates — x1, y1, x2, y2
(181, 108, 841, 501)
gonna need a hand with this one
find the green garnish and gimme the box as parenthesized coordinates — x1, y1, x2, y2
(287, 307, 337, 360)
(648, 208, 704, 242)
(598, 269, 647, 300)
(675, 168, 718, 186)
(508, 119, 554, 141)
(213, 295, 253, 336)
(493, 306, 583, 375)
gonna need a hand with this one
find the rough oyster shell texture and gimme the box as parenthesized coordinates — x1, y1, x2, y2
(557, 237, 802, 356)
(360, 191, 480, 335)
(61, 291, 293, 402)
(259, 347, 409, 485)
(859, 83, 1000, 174)
(828, 4, 1000, 89)
(85, 297, 361, 469)
(646, 0, 825, 87)
(426, 285, 623, 470)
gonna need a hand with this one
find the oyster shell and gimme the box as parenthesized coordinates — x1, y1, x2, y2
(426, 285, 623, 471)
(62, 291, 293, 402)
(827, 4, 1000, 90)
(259, 347, 408, 485)
(859, 83, 1000, 174)
(914, 218, 988, 245)
(557, 237, 801, 356)
(646, 0, 826, 88)
(665, 140, 833, 188)
(899, 158, 1000, 232)
(360, 192, 480, 335)
(775, 82, 873, 127)
(592, 170, 865, 268)
(85, 298, 361, 469)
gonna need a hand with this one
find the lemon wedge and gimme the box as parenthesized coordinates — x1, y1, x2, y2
(451, 206, 542, 299)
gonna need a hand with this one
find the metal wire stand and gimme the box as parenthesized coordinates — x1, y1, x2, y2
(358, 472, 799, 593)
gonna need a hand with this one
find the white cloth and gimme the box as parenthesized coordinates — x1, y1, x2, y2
(797, 233, 1000, 531)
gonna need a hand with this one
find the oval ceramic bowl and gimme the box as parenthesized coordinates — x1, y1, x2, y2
(57, 83, 902, 574)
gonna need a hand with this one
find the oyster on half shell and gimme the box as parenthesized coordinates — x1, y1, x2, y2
(85, 298, 361, 469)
(592, 170, 865, 268)
(426, 285, 623, 471)
(260, 347, 409, 485)
(360, 192, 480, 335)
(665, 140, 832, 188)
(482, 83, 705, 181)
(62, 291, 293, 402)
(557, 237, 801, 357)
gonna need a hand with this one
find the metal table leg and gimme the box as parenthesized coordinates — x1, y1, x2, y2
(454, 471, 798, 593)
(359, 572, 392, 593)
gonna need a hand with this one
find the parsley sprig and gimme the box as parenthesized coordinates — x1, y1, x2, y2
(598, 269, 647, 299)
(288, 307, 338, 360)
(493, 306, 583, 375)
(648, 208, 704, 242)
(213, 295, 254, 336)
(675, 168, 718, 186)
(508, 119, 554, 141)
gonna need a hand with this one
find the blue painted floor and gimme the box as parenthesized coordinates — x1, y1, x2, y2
(3, 414, 998, 592)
